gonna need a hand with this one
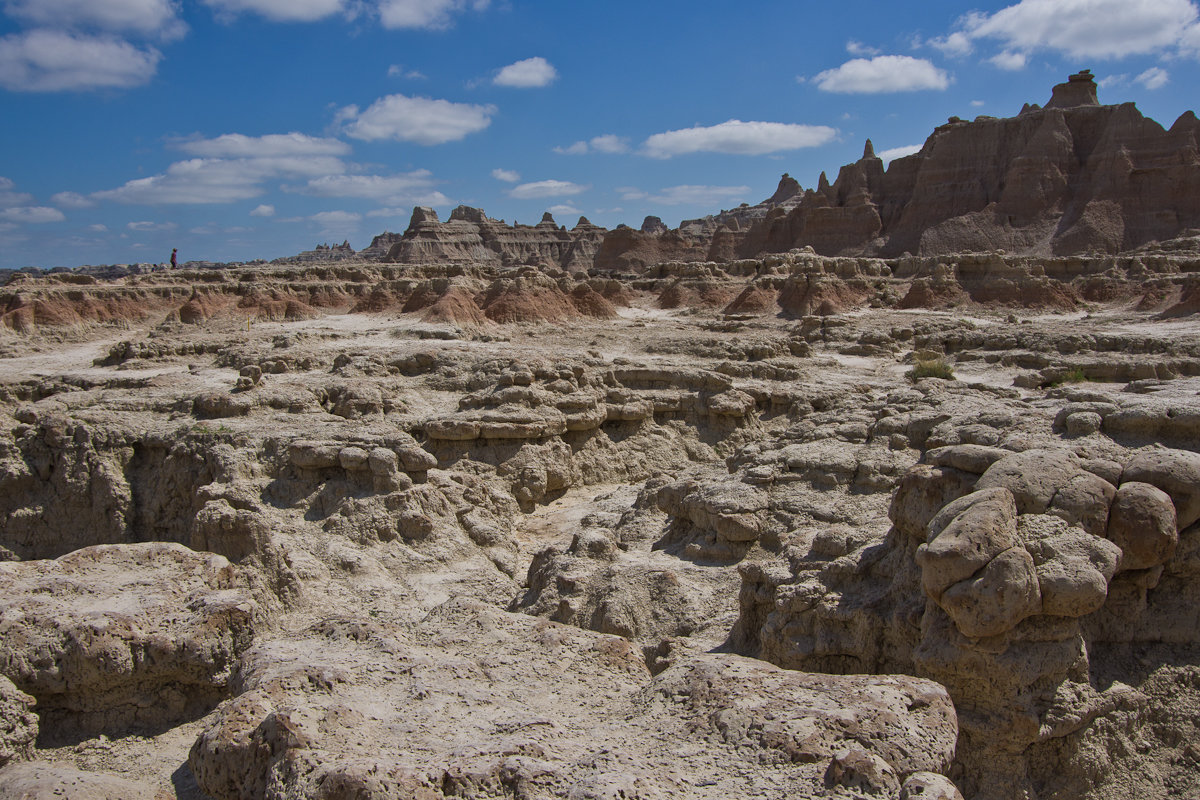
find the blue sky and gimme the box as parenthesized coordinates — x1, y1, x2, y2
(2, 0, 1199, 268)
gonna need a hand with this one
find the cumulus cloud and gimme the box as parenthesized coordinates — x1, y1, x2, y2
(1138, 66, 1170, 88)
(337, 94, 495, 145)
(642, 120, 837, 158)
(554, 134, 630, 155)
(377, 0, 489, 30)
(547, 204, 580, 216)
(491, 168, 520, 182)
(3, 0, 185, 39)
(250, 204, 275, 217)
(0, 177, 34, 208)
(0, 30, 162, 92)
(493, 56, 557, 88)
(812, 56, 950, 93)
(878, 144, 923, 164)
(927, 31, 973, 57)
(989, 50, 1028, 70)
(297, 171, 449, 205)
(952, 0, 1199, 60)
(51, 191, 94, 208)
(508, 180, 588, 199)
(623, 185, 750, 206)
(201, 0, 350, 22)
(176, 132, 351, 158)
(0, 206, 66, 223)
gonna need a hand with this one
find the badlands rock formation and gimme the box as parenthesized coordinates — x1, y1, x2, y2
(3, 73, 1200, 800)
(385, 206, 606, 272)
(593, 71, 1200, 270)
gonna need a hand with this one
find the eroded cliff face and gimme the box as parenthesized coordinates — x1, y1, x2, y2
(741, 71, 1200, 259)
(385, 206, 607, 272)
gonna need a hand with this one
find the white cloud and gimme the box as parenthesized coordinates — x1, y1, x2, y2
(508, 180, 588, 199)
(491, 168, 520, 182)
(51, 191, 94, 208)
(387, 64, 426, 79)
(0, 177, 34, 208)
(0, 206, 66, 223)
(846, 40, 881, 57)
(638, 185, 750, 206)
(366, 207, 415, 218)
(337, 93, 495, 145)
(0, 30, 162, 92)
(547, 204, 580, 216)
(88, 223, 108, 232)
(642, 120, 837, 158)
(555, 134, 630, 155)
(176, 132, 350, 158)
(3, 0, 185, 39)
(553, 141, 589, 155)
(127, 220, 176, 231)
(377, 0, 489, 30)
(956, 0, 1199, 60)
(813, 56, 950, 93)
(96, 158, 307, 204)
(927, 31, 973, 57)
(298, 171, 449, 205)
(250, 204, 275, 217)
(970, 100, 986, 107)
(1138, 66, 1170, 88)
(988, 50, 1028, 70)
(493, 56, 557, 88)
(201, 0, 349, 22)
(311, 210, 361, 234)
(878, 144, 923, 164)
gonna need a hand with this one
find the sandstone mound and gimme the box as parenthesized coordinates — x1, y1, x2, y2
(189, 600, 958, 800)
(0, 542, 269, 742)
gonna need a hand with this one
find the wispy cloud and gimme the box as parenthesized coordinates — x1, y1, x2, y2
(878, 144, 922, 164)
(250, 204, 275, 217)
(509, 180, 588, 199)
(0, 30, 162, 91)
(0, 206, 66, 223)
(642, 120, 837, 158)
(553, 134, 630, 155)
(201, 0, 351, 23)
(296, 171, 449, 205)
(621, 185, 750, 206)
(3, 0, 186, 39)
(377, 0, 490, 30)
(491, 168, 520, 182)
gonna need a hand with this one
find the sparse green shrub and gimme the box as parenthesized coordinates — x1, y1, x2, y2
(907, 358, 955, 382)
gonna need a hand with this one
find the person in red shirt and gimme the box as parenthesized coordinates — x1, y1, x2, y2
(170, 248, 178, 268)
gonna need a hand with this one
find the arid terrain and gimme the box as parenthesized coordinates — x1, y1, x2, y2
(4, 73, 1200, 800)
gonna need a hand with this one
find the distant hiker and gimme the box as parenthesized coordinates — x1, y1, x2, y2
(170, 248, 178, 268)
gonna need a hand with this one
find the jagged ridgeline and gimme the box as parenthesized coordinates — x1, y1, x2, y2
(271, 72, 1200, 274)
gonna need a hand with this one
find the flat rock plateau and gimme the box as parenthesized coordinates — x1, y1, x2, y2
(5, 74, 1200, 800)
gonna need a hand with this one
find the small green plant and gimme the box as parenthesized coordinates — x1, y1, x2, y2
(1062, 367, 1088, 383)
(907, 358, 955, 382)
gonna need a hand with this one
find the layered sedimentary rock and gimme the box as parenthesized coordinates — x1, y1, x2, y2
(743, 71, 1200, 258)
(591, 72, 1200, 269)
(384, 206, 607, 271)
(593, 174, 806, 273)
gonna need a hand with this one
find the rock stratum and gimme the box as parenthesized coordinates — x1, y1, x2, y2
(5, 73, 1200, 800)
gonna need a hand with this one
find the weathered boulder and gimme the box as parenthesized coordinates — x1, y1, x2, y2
(1107, 481, 1178, 570)
(1122, 448, 1200, 529)
(0, 677, 35, 769)
(0, 543, 268, 740)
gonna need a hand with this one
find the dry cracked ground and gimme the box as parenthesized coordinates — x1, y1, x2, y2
(3, 257, 1200, 799)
